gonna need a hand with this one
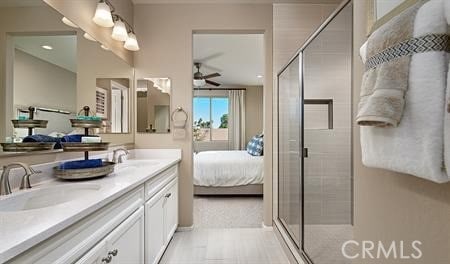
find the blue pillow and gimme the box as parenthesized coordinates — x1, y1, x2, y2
(247, 134, 264, 156)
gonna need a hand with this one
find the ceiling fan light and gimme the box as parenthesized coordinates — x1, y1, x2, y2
(124, 32, 140, 51)
(112, 19, 128, 41)
(61, 17, 78, 28)
(92, 1, 114, 27)
(193, 79, 206, 87)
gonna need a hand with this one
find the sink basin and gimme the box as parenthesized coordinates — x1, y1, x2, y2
(123, 159, 161, 167)
(117, 160, 161, 170)
(0, 183, 101, 212)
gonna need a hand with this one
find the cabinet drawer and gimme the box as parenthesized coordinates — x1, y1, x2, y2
(8, 187, 144, 264)
(144, 165, 178, 201)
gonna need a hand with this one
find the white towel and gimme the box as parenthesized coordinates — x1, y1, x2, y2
(361, 0, 450, 183)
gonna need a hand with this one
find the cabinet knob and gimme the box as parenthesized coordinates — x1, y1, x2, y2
(165, 193, 172, 198)
(108, 249, 118, 256)
(101, 255, 112, 263)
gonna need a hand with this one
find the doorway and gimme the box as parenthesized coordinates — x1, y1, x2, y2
(191, 33, 266, 228)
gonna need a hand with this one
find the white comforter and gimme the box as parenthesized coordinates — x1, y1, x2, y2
(194, 151, 264, 187)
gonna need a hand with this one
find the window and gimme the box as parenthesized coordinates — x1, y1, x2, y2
(193, 97, 229, 141)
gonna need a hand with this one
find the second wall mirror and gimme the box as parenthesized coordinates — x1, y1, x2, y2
(136, 78, 171, 133)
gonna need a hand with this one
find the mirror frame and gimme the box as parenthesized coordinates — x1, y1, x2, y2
(367, 0, 421, 36)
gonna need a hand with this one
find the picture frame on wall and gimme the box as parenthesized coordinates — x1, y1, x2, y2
(96, 87, 108, 119)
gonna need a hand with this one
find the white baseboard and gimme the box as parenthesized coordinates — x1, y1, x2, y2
(176, 225, 194, 232)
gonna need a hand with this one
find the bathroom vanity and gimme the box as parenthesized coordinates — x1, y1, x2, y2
(0, 149, 181, 264)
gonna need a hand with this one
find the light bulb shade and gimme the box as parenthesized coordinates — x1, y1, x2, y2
(83, 32, 97, 42)
(193, 79, 206, 87)
(111, 20, 128, 41)
(62, 17, 78, 28)
(92, 1, 114, 27)
(124, 32, 140, 51)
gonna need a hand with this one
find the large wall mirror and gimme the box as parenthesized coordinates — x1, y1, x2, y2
(367, 0, 420, 35)
(0, 2, 133, 154)
(136, 78, 171, 133)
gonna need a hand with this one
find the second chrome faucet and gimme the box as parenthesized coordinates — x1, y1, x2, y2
(0, 162, 41, 196)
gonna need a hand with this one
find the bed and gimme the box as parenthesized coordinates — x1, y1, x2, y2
(194, 150, 264, 195)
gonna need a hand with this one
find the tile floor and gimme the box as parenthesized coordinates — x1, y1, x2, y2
(160, 228, 290, 264)
(160, 196, 290, 264)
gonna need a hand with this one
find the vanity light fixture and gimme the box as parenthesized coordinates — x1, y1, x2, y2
(41, 45, 53, 50)
(61, 17, 78, 28)
(100, 44, 110, 51)
(111, 18, 128, 41)
(93, 0, 114, 27)
(83, 32, 97, 42)
(92, 0, 140, 51)
(124, 32, 139, 51)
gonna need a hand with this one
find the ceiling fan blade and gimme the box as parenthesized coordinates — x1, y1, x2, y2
(196, 52, 224, 62)
(201, 63, 222, 72)
(205, 79, 221, 86)
(203, 73, 221, 79)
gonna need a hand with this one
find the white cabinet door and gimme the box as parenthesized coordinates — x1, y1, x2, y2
(164, 179, 178, 244)
(145, 192, 165, 264)
(107, 206, 145, 264)
(75, 241, 108, 264)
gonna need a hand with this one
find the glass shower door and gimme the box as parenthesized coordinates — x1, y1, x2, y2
(278, 55, 302, 247)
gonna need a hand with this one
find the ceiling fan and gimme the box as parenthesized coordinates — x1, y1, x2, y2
(193, 62, 221, 87)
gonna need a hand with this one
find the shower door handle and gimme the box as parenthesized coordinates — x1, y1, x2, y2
(303, 148, 309, 158)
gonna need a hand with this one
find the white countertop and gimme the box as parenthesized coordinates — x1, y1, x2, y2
(0, 152, 181, 263)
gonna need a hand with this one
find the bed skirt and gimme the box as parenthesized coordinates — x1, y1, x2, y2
(194, 184, 263, 196)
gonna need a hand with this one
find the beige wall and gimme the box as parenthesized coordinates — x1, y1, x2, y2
(353, 1, 450, 263)
(245, 86, 264, 144)
(14, 49, 77, 112)
(133, 3, 273, 227)
(44, 0, 134, 66)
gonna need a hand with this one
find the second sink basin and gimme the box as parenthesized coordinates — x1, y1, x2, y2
(0, 183, 101, 212)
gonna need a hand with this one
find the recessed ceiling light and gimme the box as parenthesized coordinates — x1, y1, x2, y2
(41, 45, 53, 50)
(257, 75, 263, 78)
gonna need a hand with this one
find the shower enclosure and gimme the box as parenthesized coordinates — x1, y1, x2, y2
(277, 1, 353, 264)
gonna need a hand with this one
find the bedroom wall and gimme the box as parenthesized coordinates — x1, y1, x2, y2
(245, 86, 264, 144)
(352, 1, 450, 263)
(133, 3, 273, 227)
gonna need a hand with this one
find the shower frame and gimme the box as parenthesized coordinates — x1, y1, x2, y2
(275, 0, 353, 263)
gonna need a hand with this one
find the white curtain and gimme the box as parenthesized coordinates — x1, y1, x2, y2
(228, 90, 246, 150)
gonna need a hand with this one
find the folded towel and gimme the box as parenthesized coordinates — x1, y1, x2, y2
(59, 159, 103, 170)
(361, 0, 450, 183)
(61, 134, 98, 143)
(23, 134, 62, 149)
(357, 1, 425, 127)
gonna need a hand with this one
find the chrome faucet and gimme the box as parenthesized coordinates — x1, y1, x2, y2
(112, 148, 129, 163)
(0, 162, 40, 196)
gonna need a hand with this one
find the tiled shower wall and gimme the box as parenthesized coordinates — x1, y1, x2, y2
(303, 5, 353, 225)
